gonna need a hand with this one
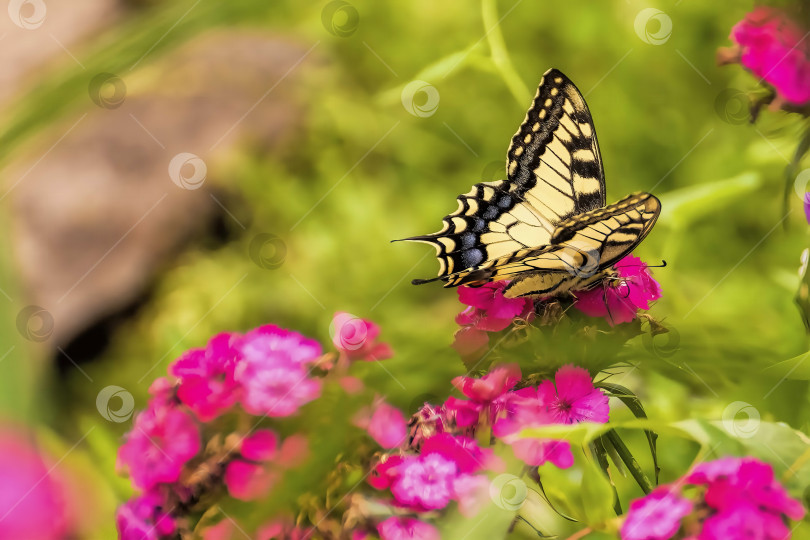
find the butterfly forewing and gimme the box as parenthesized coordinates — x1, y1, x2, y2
(506, 68, 606, 217)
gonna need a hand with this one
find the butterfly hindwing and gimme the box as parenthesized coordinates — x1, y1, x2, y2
(502, 192, 660, 297)
(400, 179, 551, 276)
(436, 193, 661, 298)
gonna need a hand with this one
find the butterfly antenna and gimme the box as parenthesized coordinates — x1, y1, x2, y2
(411, 276, 445, 286)
(619, 259, 667, 269)
(602, 281, 616, 326)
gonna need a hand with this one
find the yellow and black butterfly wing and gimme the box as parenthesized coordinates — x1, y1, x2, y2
(437, 193, 661, 298)
(402, 68, 606, 281)
(401, 179, 553, 277)
(506, 68, 606, 219)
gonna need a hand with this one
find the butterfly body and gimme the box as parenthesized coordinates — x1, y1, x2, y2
(401, 68, 660, 299)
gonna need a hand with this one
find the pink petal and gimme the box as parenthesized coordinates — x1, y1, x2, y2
(240, 429, 279, 462)
(277, 434, 310, 468)
(452, 363, 521, 402)
(452, 327, 490, 357)
(368, 402, 408, 449)
(223, 460, 278, 501)
(377, 517, 440, 540)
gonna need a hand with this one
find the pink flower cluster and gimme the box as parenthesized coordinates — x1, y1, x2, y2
(361, 364, 609, 539)
(116, 324, 332, 540)
(621, 457, 806, 540)
(453, 255, 662, 354)
(573, 255, 662, 326)
(452, 282, 534, 356)
(725, 6, 810, 106)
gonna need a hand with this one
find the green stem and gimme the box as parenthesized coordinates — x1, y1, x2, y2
(783, 119, 810, 223)
(605, 430, 654, 494)
(481, 0, 530, 107)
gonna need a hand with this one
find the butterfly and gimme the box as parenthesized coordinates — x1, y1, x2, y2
(398, 68, 661, 299)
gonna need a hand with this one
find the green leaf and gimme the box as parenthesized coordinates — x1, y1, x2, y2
(782, 121, 810, 218)
(598, 381, 660, 484)
(604, 430, 654, 494)
(590, 437, 622, 515)
(581, 459, 617, 526)
(765, 350, 810, 380)
(657, 172, 762, 230)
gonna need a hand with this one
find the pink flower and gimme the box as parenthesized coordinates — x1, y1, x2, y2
(492, 387, 573, 468)
(240, 429, 279, 461)
(223, 430, 281, 501)
(117, 403, 201, 490)
(331, 312, 393, 361)
(224, 460, 279, 501)
(169, 332, 241, 421)
(377, 517, 440, 540)
(0, 428, 73, 540)
(687, 457, 805, 520)
(729, 7, 810, 106)
(448, 363, 522, 427)
(699, 501, 791, 540)
(391, 453, 458, 510)
(116, 491, 176, 540)
(510, 438, 573, 469)
(443, 396, 482, 428)
(368, 455, 404, 490)
(235, 327, 322, 417)
(421, 433, 494, 474)
(538, 365, 609, 424)
(451, 326, 490, 357)
(367, 402, 408, 449)
(621, 487, 692, 540)
(452, 363, 521, 403)
(458, 282, 533, 322)
(239, 324, 322, 368)
(453, 281, 534, 356)
(622, 457, 807, 539)
(574, 255, 662, 325)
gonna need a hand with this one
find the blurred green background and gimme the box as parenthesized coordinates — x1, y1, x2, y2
(0, 0, 809, 537)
